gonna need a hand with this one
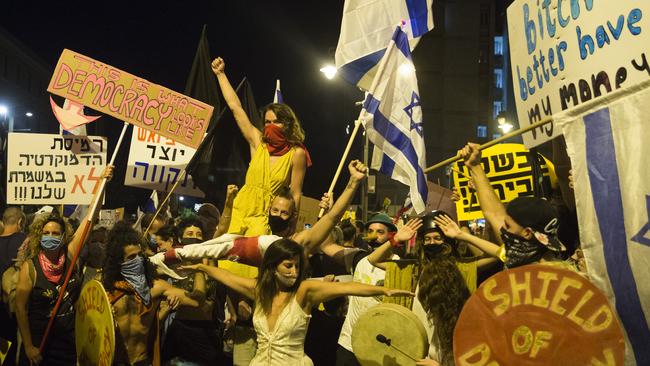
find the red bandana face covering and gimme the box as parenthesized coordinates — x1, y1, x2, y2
(38, 250, 65, 283)
(263, 124, 313, 167)
(264, 124, 290, 156)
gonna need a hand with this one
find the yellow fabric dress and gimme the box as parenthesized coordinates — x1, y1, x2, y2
(227, 144, 295, 236)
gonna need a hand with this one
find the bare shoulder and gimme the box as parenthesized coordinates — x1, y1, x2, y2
(292, 146, 306, 161)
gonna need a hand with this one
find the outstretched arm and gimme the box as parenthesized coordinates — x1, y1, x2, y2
(179, 263, 257, 301)
(293, 160, 367, 254)
(458, 143, 507, 238)
(367, 218, 422, 270)
(434, 214, 501, 259)
(153, 279, 200, 308)
(212, 57, 262, 151)
(298, 280, 413, 310)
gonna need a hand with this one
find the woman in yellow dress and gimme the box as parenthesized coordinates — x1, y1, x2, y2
(212, 57, 311, 236)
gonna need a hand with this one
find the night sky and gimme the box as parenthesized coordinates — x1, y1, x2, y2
(1, 0, 368, 210)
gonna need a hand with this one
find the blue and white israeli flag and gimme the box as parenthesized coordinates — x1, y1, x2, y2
(559, 80, 650, 366)
(362, 27, 427, 214)
(335, 0, 434, 90)
(273, 79, 283, 104)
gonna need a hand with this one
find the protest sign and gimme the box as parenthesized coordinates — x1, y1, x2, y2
(454, 264, 625, 365)
(125, 127, 204, 197)
(507, 0, 650, 148)
(296, 196, 321, 232)
(76, 280, 114, 366)
(47, 49, 213, 149)
(98, 208, 124, 228)
(452, 144, 556, 221)
(7, 133, 107, 205)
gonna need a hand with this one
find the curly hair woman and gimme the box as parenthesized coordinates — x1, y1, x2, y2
(416, 257, 470, 366)
(212, 57, 311, 236)
(181, 238, 413, 366)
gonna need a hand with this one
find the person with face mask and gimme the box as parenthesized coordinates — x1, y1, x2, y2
(150, 161, 368, 281)
(161, 218, 230, 365)
(212, 57, 311, 237)
(456, 143, 568, 269)
(14, 166, 113, 365)
(178, 238, 413, 366)
(103, 222, 200, 366)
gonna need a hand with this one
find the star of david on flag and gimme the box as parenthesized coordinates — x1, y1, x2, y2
(364, 26, 427, 214)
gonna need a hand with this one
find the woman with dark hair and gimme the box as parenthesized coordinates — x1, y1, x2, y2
(15, 167, 113, 365)
(212, 57, 311, 236)
(181, 238, 412, 365)
(416, 258, 470, 366)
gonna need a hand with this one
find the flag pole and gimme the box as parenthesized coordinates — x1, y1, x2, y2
(141, 78, 247, 239)
(423, 116, 554, 174)
(40, 121, 130, 352)
(318, 28, 401, 218)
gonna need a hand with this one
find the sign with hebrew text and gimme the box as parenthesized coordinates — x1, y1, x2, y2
(452, 144, 557, 221)
(48, 49, 213, 149)
(7, 133, 107, 205)
(125, 127, 204, 197)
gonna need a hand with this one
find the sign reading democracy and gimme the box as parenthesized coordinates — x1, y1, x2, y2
(452, 144, 556, 221)
(47, 49, 213, 149)
(454, 264, 625, 365)
(507, 0, 649, 148)
(125, 127, 204, 197)
(76, 280, 115, 366)
(7, 133, 107, 205)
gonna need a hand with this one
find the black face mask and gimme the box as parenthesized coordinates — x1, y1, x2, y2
(181, 237, 202, 246)
(500, 227, 546, 268)
(269, 214, 290, 234)
(423, 243, 449, 260)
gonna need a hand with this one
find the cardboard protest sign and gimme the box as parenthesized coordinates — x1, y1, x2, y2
(507, 1, 650, 148)
(47, 49, 213, 149)
(454, 264, 625, 365)
(125, 127, 204, 197)
(7, 133, 107, 205)
(452, 144, 556, 221)
(76, 280, 115, 366)
(296, 196, 321, 232)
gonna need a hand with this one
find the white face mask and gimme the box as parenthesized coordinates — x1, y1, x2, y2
(274, 271, 297, 287)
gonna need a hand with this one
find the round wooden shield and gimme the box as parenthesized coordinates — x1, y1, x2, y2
(454, 264, 625, 365)
(75, 280, 115, 366)
(352, 303, 428, 365)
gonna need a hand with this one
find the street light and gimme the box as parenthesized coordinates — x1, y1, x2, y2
(25, 112, 33, 117)
(0, 105, 7, 116)
(496, 111, 513, 134)
(320, 65, 337, 80)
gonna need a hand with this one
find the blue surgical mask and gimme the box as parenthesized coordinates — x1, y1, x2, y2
(40, 235, 63, 251)
(120, 256, 151, 305)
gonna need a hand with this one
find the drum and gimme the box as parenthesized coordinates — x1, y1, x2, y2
(75, 280, 115, 366)
(352, 303, 429, 365)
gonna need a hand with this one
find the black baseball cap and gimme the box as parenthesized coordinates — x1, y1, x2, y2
(506, 197, 566, 252)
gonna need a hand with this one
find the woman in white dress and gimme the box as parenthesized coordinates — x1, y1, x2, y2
(181, 238, 413, 365)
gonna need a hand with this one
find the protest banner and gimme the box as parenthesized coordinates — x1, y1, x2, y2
(47, 49, 213, 149)
(507, 0, 650, 148)
(454, 263, 625, 365)
(75, 280, 114, 366)
(452, 144, 556, 221)
(125, 126, 204, 197)
(7, 133, 107, 205)
(98, 208, 124, 228)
